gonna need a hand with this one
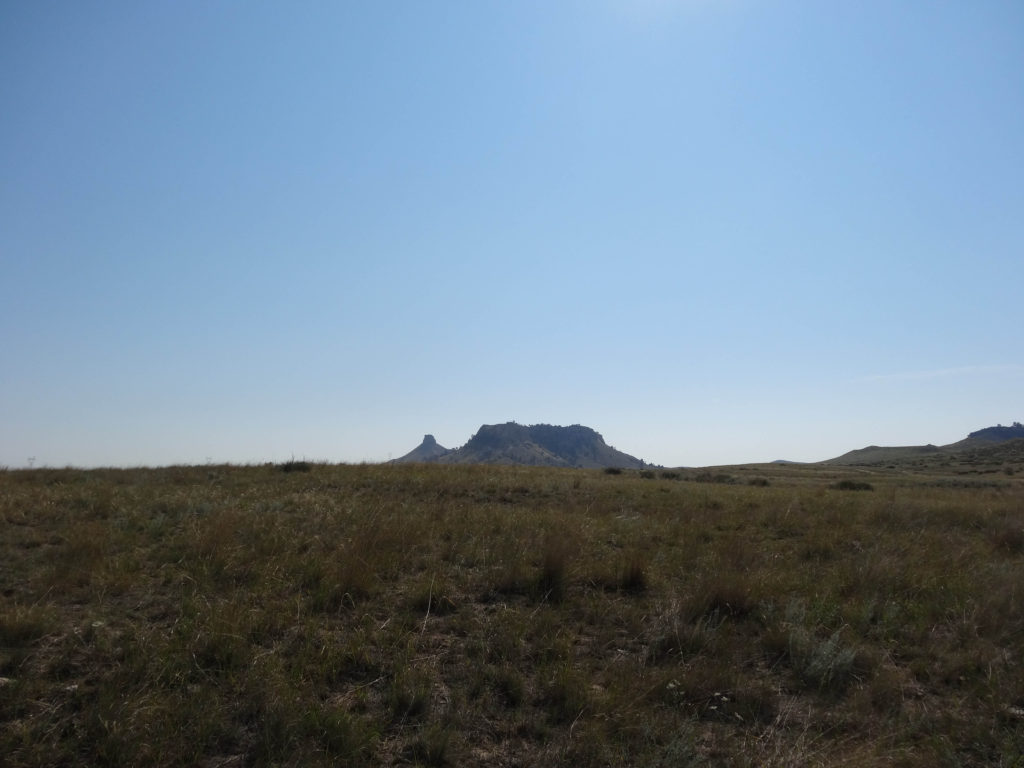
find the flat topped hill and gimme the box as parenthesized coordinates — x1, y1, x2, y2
(393, 422, 646, 469)
(825, 422, 1024, 466)
(949, 423, 1024, 450)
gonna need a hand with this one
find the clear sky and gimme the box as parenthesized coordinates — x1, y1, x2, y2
(2, 1, 1022, 468)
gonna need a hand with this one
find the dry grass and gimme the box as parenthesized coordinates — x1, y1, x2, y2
(1, 461, 1022, 766)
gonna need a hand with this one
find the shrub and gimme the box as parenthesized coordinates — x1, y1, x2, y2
(604, 467, 623, 475)
(278, 459, 312, 473)
(789, 627, 861, 693)
(831, 479, 874, 491)
(775, 601, 866, 694)
(693, 472, 735, 484)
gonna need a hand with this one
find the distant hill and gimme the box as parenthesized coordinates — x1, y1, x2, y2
(392, 423, 646, 469)
(824, 422, 1023, 466)
(955, 437, 1024, 465)
(824, 444, 945, 465)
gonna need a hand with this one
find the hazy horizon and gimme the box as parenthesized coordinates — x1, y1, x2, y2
(3, 2, 1022, 469)
(7, 415, 1023, 471)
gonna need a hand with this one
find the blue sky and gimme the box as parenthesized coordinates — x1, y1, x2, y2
(2, 1, 1022, 468)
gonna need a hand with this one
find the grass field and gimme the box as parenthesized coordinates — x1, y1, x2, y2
(1, 457, 1022, 766)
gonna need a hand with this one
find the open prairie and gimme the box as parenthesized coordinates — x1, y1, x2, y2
(1, 456, 1022, 766)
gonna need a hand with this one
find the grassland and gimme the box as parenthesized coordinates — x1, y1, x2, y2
(1, 456, 1022, 766)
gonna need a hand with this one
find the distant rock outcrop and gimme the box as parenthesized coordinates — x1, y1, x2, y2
(392, 422, 645, 469)
(392, 434, 452, 463)
(965, 423, 1024, 442)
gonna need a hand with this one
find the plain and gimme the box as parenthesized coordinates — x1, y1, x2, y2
(1, 451, 1022, 766)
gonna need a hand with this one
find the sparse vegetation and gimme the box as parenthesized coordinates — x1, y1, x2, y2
(1, 460, 1022, 766)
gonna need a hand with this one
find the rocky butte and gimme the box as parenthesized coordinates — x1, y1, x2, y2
(391, 422, 647, 469)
